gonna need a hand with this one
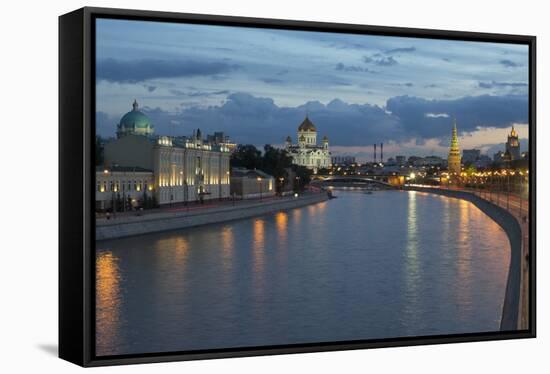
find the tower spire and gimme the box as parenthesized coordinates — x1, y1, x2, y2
(448, 118, 461, 177)
(132, 99, 138, 111)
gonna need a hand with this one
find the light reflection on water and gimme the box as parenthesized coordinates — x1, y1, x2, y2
(96, 191, 510, 356)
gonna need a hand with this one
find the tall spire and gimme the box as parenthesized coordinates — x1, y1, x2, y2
(132, 99, 138, 111)
(448, 118, 461, 176)
(450, 118, 459, 148)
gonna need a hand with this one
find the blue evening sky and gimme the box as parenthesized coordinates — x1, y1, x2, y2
(96, 18, 529, 160)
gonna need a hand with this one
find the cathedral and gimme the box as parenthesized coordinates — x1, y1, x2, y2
(285, 116, 331, 173)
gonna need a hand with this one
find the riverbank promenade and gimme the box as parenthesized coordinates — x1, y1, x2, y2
(96, 191, 329, 240)
(408, 184, 530, 331)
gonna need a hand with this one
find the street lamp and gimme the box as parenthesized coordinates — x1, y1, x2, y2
(257, 176, 263, 200)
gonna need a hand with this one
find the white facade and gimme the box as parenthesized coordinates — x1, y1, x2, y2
(285, 116, 331, 173)
(153, 135, 231, 205)
(95, 167, 155, 211)
(102, 101, 231, 207)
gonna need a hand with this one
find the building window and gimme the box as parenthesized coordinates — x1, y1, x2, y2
(97, 183, 101, 192)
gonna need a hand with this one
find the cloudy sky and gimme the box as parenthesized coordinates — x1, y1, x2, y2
(96, 18, 529, 161)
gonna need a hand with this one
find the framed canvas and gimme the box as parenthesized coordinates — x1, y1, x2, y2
(59, 6, 536, 367)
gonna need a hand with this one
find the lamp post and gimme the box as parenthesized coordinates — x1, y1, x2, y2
(257, 176, 263, 201)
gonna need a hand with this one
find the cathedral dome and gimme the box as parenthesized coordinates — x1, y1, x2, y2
(298, 116, 316, 132)
(117, 100, 154, 138)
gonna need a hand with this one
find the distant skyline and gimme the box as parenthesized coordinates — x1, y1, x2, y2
(96, 18, 529, 161)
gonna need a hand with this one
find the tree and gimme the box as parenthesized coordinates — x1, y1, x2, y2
(292, 165, 312, 192)
(231, 144, 262, 170)
(262, 145, 294, 191)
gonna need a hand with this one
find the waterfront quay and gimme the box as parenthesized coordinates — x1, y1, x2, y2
(96, 191, 329, 240)
(405, 184, 529, 331)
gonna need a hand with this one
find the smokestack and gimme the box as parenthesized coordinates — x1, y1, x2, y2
(380, 143, 383, 162)
(374, 144, 377, 163)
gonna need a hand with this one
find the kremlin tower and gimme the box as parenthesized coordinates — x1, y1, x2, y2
(447, 119, 462, 177)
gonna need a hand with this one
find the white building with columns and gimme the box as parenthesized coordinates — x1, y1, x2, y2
(98, 101, 231, 208)
(285, 116, 331, 173)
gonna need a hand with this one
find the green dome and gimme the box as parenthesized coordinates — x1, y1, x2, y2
(120, 110, 151, 129)
(117, 100, 154, 138)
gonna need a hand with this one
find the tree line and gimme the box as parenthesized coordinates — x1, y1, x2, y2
(230, 144, 312, 192)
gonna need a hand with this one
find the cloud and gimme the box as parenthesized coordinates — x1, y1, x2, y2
(425, 113, 449, 118)
(363, 55, 398, 66)
(478, 81, 528, 89)
(385, 47, 416, 54)
(100, 93, 527, 156)
(96, 58, 240, 83)
(335, 63, 376, 73)
(499, 59, 520, 68)
(169, 89, 230, 97)
(386, 94, 528, 139)
(261, 77, 285, 84)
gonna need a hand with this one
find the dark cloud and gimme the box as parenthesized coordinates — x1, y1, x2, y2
(99, 93, 527, 150)
(145, 85, 157, 92)
(392, 82, 414, 87)
(386, 94, 528, 139)
(96, 58, 240, 83)
(169, 89, 230, 97)
(478, 81, 528, 89)
(335, 63, 376, 73)
(385, 47, 416, 54)
(499, 59, 520, 68)
(363, 55, 398, 66)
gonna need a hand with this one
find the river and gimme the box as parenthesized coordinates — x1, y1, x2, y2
(95, 190, 510, 356)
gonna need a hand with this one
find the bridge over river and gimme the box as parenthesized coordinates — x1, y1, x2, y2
(311, 174, 400, 189)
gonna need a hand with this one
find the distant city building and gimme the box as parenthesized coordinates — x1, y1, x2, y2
(494, 150, 506, 163)
(447, 119, 462, 175)
(285, 116, 331, 173)
(206, 131, 237, 152)
(462, 149, 481, 164)
(413, 156, 445, 167)
(230, 168, 275, 199)
(475, 155, 492, 168)
(505, 125, 521, 160)
(331, 156, 356, 165)
(395, 155, 406, 166)
(101, 101, 231, 208)
(407, 156, 422, 165)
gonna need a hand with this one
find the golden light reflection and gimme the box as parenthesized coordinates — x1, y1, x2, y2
(275, 211, 288, 243)
(252, 219, 265, 272)
(173, 236, 189, 265)
(221, 226, 234, 271)
(96, 251, 121, 354)
(404, 191, 420, 322)
(457, 200, 472, 285)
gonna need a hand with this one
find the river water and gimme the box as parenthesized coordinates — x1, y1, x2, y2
(96, 190, 510, 356)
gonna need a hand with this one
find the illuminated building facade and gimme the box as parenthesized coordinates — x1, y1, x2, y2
(285, 116, 331, 173)
(100, 101, 231, 207)
(505, 126, 521, 161)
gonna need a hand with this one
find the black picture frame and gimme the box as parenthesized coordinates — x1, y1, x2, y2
(59, 6, 536, 367)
